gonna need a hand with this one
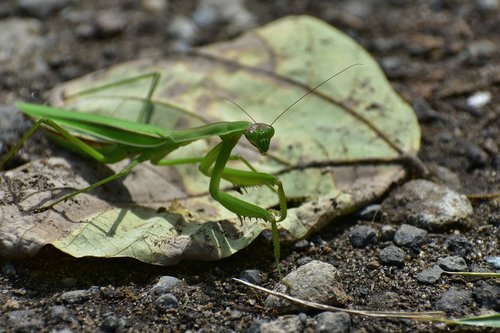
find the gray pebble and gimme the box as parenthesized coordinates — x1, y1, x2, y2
(381, 180, 473, 231)
(484, 256, 500, 269)
(148, 276, 184, 296)
(18, 0, 71, 18)
(155, 293, 179, 310)
(446, 235, 476, 259)
(293, 239, 310, 251)
(49, 305, 74, 323)
(296, 256, 314, 266)
(240, 269, 262, 285)
(349, 225, 377, 248)
(94, 10, 127, 37)
(355, 204, 381, 221)
(168, 15, 198, 42)
(60, 289, 92, 304)
(315, 311, 351, 333)
(473, 281, 500, 311)
(379, 245, 406, 267)
(435, 289, 472, 313)
(463, 142, 489, 169)
(437, 256, 468, 272)
(416, 265, 443, 284)
(380, 225, 396, 241)
(101, 314, 126, 332)
(254, 315, 304, 333)
(6, 309, 43, 332)
(265, 260, 349, 313)
(394, 224, 428, 248)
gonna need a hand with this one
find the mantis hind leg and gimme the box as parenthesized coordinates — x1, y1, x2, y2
(63, 72, 160, 124)
(0, 118, 140, 212)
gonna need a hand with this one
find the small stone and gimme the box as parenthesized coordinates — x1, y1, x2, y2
(427, 164, 462, 191)
(366, 259, 381, 269)
(417, 265, 443, 284)
(466, 91, 491, 109)
(101, 314, 125, 332)
(355, 204, 381, 221)
(394, 224, 428, 248)
(148, 276, 184, 296)
(240, 269, 262, 285)
(142, 0, 168, 13)
(473, 281, 500, 311)
(265, 261, 349, 313)
(381, 180, 473, 230)
(379, 245, 406, 267)
(18, 0, 71, 18)
(60, 289, 92, 304)
(168, 15, 198, 42)
(463, 142, 489, 169)
(349, 225, 377, 248)
(155, 293, 179, 310)
(437, 256, 468, 272)
(484, 256, 500, 269)
(446, 235, 476, 259)
(435, 289, 472, 313)
(380, 225, 396, 241)
(255, 315, 304, 333)
(6, 309, 43, 332)
(296, 256, 314, 266)
(315, 311, 351, 333)
(477, 0, 499, 10)
(94, 10, 127, 37)
(293, 240, 310, 251)
(49, 305, 74, 323)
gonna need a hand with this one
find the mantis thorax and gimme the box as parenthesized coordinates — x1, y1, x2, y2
(245, 123, 275, 155)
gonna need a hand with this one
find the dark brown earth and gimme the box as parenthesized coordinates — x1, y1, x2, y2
(0, 1, 499, 332)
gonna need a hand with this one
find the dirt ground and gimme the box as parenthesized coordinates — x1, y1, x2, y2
(0, 0, 498, 332)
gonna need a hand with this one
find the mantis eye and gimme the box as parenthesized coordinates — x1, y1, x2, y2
(245, 123, 275, 154)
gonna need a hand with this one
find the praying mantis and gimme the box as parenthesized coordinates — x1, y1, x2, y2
(0, 64, 360, 275)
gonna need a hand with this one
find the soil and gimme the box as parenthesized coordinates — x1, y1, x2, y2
(0, 1, 499, 332)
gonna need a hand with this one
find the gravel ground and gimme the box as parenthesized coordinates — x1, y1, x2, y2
(0, 1, 499, 332)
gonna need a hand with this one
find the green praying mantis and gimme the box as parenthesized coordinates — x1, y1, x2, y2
(0, 64, 360, 275)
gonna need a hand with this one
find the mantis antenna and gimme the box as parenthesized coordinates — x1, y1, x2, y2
(224, 98, 257, 123)
(270, 63, 362, 126)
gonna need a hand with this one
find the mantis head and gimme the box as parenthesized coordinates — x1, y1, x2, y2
(245, 123, 275, 155)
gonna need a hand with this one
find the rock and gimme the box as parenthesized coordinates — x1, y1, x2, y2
(484, 256, 500, 269)
(437, 256, 468, 272)
(192, 0, 255, 34)
(2, 263, 16, 276)
(446, 235, 476, 259)
(142, 0, 168, 13)
(379, 245, 406, 267)
(168, 15, 198, 42)
(155, 293, 179, 310)
(94, 9, 127, 37)
(417, 265, 443, 284)
(240, 269, 262, 285)
(381, 180, 473, 230)
(293, 240, 310, 251)
(394, 224, 428, 248)
(0, 19, 49, 76)
(18, 0, 71, 18)
(349, 225, 377, 248)
(6, 309, 44, 332)
(473, 281, 500, 311)
(466, 91, 492, 109)
(314, 311, 351, 333)
(265, 261, 349, 313)
(355, 204, 381, 221)
(101, 314, 126, 332)
(296, 256, 314, 266)
(380, 225, 396, 241)
(148, 276, 184, 296)
(252, 315, 304, 333)
(49, 305, 74, 323)
(427, 164, 462, 191)
(435, 289, 472, 313)
(463, 142, 489, 169)
(60, 289, 92, 304)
